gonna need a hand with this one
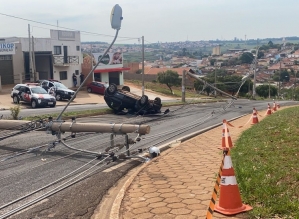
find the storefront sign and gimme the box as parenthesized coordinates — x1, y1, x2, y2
(0, 43, 15, 55)
(92, 52, 123, 66)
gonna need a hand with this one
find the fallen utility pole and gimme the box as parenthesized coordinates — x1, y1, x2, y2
(187, 69, 237, 100)
(49, 122, 150, 135)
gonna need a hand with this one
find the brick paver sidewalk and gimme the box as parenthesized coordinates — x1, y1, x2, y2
(117, 112, 266, 219)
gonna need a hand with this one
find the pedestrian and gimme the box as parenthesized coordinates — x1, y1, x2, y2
(79, 72, 84, 85)
(104, 81, 109, 89)
(72, 73, 77, 87)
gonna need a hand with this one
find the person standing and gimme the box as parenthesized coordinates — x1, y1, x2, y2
(72, 73, 77, 87)
(79, 72, 84, 85)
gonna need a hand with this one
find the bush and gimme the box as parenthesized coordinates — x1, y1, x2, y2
(136, 69, 142, 74)
(10, 104, 21, 120)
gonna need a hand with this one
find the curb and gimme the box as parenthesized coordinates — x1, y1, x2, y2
(109, 113, 249, 219)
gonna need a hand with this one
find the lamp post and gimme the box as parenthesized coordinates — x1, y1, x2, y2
(56, 4, 123, 121)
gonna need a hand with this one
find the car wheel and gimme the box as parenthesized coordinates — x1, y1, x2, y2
(140, 95, 149, 106)
(87, 87, 92, 93)
(56, 94, 62, 101)
(31, 100, 37, 108)
(122, 86, 130, 92)
(50, 104, 56, 108)
(154, 97, 161, 105)
(13, 95, 20, 104)
(106, 83, 117, 95)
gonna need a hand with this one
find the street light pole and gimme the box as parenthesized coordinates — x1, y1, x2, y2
(142, 36, 145, 96)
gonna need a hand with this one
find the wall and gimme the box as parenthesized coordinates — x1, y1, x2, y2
(127, 62, 139, 73)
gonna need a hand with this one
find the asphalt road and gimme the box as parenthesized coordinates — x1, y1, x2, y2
(0, 99, 298, 219)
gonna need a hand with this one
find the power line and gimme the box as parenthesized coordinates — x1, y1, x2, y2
(0, 12, 139, 40)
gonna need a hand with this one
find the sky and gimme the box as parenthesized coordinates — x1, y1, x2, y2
(0, 0, 298, 44)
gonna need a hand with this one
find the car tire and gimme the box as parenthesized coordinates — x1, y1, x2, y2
(31, 100, 37, 108)
(13, 95, 20, 104)
(139, 95, 149, 106)
(87, 87, 92, 93)
(106, 83, 117, 95)
(122, 86, 130, 92)
(154, 97, 161, 105)
(56, 94, 62, 101)
(50, 104, 56, 108)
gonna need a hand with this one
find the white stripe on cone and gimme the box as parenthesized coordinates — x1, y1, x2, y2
(220, 176, 237, 186)
(223, 156, 233, 169)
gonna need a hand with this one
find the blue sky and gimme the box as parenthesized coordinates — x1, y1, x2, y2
(0, 0, 298, 43)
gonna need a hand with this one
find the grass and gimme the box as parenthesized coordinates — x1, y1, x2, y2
(232, 106, 299, 218)
(23, 108, 113, 121)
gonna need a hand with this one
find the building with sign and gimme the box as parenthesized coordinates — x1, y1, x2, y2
(81, 52, 128, 86)
(0, 30, 82, 87)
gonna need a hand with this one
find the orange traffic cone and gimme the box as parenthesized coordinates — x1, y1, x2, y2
(266, 104, 272, 115)
(251, 108, 259, 124)
(221, 119, 233, 150)
(273, 102, 277, 111)
(215, 151, 252, 215)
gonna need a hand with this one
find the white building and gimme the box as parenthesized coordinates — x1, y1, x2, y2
(0, 30, 82, 88)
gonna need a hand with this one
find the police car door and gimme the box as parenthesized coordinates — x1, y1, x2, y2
(23, 87, 32, 102)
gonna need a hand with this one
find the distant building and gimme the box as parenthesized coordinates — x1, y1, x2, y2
(212, 45, 221, 55)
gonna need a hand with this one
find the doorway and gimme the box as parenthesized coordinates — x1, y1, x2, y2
(109, 71, 120, 85)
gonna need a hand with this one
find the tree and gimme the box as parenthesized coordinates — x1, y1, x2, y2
(268, 41, 274, 46)
(256, 85, 278, 98)
(240, 52, 254, 64)
(157, 70, 181, 94)
(258, 51, 264, 59)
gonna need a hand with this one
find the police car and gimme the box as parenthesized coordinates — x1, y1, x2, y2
(11, 83, 57, 108)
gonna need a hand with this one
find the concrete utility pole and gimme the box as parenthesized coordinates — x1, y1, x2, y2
(28, 24, 33, 82)
(142, 36, 145, 96)
(50, 122, 150, 135)
(182, 70, 186, 102)
(32, 36, 37, 82)
(294, 70, 297, 100)
(90, 44, 94, 81)
(252, 46, 259, 99)
(278, 60, 281, 98)
(268, 74, 271, 99)
(214, 70, 217, 97)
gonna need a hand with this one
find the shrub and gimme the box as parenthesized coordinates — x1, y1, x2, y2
(10, 104, 21, 120)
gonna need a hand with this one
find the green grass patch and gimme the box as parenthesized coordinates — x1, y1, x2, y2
(23, 108, 114, 121)
(232, 106, 299, 218)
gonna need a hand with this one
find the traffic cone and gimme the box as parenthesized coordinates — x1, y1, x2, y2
(221, 119, 233, 150)
(266, 104, 272, 115)
(251, 108, 259, 124)
(215, 151, 252, 215)
(273, 102, 277, 111)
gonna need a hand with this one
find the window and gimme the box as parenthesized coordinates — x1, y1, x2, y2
(76, 46, 80, 51)
(59, 71, 67, 80)
(75, 70, 79, 75)
(54, 46, 61, 55)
